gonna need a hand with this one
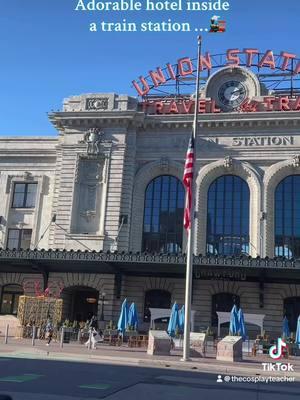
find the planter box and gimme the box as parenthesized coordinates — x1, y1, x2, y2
(190, 332, 207, 357)
(217, 335, 243, 362)
(147, 330, 171, 356)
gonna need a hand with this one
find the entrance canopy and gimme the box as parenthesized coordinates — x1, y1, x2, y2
(0, 249, 300, 284)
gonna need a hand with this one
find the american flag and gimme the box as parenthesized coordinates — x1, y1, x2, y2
(183, 135, 195, 230)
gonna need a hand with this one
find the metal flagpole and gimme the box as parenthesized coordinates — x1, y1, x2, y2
(182, 35, 202, 362)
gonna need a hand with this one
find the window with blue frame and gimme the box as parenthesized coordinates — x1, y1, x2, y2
(275, 175, 300, 259)
(142, 175, 184, 253)
(206, 175, 250, 256)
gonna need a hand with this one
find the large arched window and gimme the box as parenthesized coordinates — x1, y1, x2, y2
(144, 289, 171, 322)
(142, 175, 184, 253)
(206, 175, 250, 256)
(275, 176, 300, 258)
(284, 297, 300, 332)
(211, 292, 240, 327)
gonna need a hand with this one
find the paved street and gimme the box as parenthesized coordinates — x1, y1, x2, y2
(0, 358, 299, 400)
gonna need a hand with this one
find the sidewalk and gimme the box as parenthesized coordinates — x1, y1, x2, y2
(1, 338, 300, 379)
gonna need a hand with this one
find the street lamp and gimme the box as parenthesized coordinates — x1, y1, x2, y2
(100, 292, 106, 321)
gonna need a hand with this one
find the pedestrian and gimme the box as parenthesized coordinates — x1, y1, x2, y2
(45, 319, 54, 346)
(89, 315, 98, 330)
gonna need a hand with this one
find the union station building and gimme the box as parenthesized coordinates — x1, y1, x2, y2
(1, 48, 300, 337)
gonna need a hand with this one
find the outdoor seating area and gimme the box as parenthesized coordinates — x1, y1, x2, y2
(127, 335, 148, 347)
(3, 294, 300, 362)
(100, 331, 148, 347)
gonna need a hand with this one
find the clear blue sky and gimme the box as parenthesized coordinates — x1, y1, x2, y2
(0, 0, 299, 136)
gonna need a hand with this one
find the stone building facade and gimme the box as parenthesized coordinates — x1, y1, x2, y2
(1, 64, 300, 338)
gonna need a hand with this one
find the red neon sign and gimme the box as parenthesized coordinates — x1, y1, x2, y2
(142, 96, 300, 115)
(133, 49, 299, 96)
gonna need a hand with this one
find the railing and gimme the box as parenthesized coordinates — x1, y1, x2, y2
(0, 248, 299, 270)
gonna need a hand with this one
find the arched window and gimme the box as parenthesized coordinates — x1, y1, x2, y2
(275, 176, 300, 259)
(211, 292, 240, 327)
(144, 289, 171, 322)
(283, 297, 300, 332)
(206, 175, 250, 256)
(0, 284, 24, 315)
(142, 175, 184, 253)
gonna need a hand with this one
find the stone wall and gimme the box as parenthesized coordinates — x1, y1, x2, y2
(1, 96, 300, 256)
(0, 270, 299, 338)
(0, 272, 116, 323)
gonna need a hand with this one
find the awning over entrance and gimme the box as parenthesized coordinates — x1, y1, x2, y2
(0, 249, 300, 283)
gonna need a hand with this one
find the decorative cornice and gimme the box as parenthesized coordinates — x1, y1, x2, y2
(49, 110, 300, 131)
(142, 114, 300, 130)
(48, 111, 144, 130)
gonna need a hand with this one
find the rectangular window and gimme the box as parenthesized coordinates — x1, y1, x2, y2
(7, 229, 32, 250)
(12, 183, 37, 208)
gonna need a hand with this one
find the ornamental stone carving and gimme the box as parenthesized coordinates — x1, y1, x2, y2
(86, 97, 109, 111)
(292, 155, 300, 168)
(223, 156, 233, 169)
(23, 171, 33, 180)
(83, 128, 104, 155)
(160, 157, 169, 171)
(72, 158, 105, 234)
(80, 209, 96, 223)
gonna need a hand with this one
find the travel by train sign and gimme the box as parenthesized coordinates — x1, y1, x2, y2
(142, 96, 300, 114)
(133, 48, 300, 114)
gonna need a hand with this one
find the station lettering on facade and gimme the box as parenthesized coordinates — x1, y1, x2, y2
(232, 136, 294, 147)
(194, 268, 247, 281)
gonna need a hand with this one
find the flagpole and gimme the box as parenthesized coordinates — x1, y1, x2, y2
(182, 35, 202, 362)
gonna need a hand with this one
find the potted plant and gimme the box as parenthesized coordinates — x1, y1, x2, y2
(72, 320, 78, 329)
(62, 319, 73, 333)
(126, 325, 137, 336)
(172, 327, 182, 349)
(206, 326, 214, 341)
(105, 320, 117, 335)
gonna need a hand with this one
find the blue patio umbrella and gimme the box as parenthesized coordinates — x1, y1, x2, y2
(295, 315, 300, 346)
(167, 302, 179, 338)
(238, 308, 247, 341)
(282, 316, 290, 339)
(117, 298, 129, 334)
(128, 302, 139, 330)
(178, 305, 185, 332)
(229, 305, 240, 336)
